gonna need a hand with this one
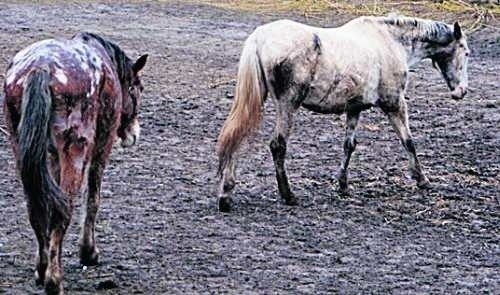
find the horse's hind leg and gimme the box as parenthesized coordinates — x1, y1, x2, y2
(218, 161, 236, 212)
(79, 160, 105, 266)
(385, 99, 430, 188)
(33, 151, 59, 285)
(337, 111, 361, 194)
(28, 206, 49, 286)
(45, 145, 87, 293)
(45, 211, 71, 295)
(270, 101, 298, 205)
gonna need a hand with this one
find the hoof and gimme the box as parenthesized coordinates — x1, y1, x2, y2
(44, 277, 63, 295)
(284, 195, 298, 206)
(80, 246, 100, 266)
(338, 184, 352, 196)
(35, 258, 47, 286)
(417, 179, 432, 189)
(35, 270, 45, 286)
(337, 175, 352, 195)
(218, 197, 232, 213)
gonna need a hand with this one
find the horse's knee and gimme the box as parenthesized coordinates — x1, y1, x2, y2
(270, 134, 286, 159)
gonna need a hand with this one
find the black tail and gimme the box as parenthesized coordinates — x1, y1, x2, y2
(19, 68, 70, 224)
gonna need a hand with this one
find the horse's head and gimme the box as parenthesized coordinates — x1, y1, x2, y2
(431, 22, 470, 100)
(119, 54, 148, 147)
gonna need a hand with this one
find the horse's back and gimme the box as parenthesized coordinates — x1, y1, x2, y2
(248, 18, 408, 113)
(252, 19, 321, 59)
(251, 18, 398, 77)
(4, 37, 109, 103)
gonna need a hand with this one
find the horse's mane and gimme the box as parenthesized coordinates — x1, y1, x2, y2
(362, 15, 454, 44)
(79, 32, 132, 83)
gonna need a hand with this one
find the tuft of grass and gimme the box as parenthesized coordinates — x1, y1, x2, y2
(201, 0, 332, 14)
(202, 0, 394, 15)
(433, 0, 500, 15)
(430, 0, 500, 32)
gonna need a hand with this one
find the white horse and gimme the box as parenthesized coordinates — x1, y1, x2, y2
(217, 15, 470, 212)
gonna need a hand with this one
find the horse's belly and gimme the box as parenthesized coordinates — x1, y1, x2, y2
(302, 74, 365, 114)
(301, 92, 346, 114)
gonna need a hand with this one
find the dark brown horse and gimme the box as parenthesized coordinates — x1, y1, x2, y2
(3, 32, 147, 294)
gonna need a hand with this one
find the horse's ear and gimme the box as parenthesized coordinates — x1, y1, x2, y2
(453, 22, 462, 40)
(132, 54, 148, 74)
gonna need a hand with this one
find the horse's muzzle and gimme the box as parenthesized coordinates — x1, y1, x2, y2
(120, 120, 140, 147)
(451, 85, 467, 100)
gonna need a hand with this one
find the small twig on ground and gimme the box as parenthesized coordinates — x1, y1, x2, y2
(84, 273, 115, 279)
(454, 0, 475, 9)
(209, 79, 236, 89)
(467, 86, 477, 93)
(480, 23, 500, 30)
(0, 252, 19, 257)
(416, 207, 431, 215)
(0, 126, 9, 136)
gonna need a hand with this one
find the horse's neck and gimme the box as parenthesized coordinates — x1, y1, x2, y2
(398, 36, 429, 67)
(382, 21, 445, 67)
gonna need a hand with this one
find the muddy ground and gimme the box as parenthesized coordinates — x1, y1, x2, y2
(0, 1, 498, 294)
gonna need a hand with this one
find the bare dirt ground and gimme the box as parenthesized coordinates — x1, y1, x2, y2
(0, 1, 499, 294)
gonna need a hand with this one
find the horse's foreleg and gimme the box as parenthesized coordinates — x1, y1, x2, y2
(386, 102, 430, 188)
(80, 162, 104, 266)
(337, 111, 360, 194)
(270, 104, 297, 206)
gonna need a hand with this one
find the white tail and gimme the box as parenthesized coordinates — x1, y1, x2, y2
(217, 35, 267, 175)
